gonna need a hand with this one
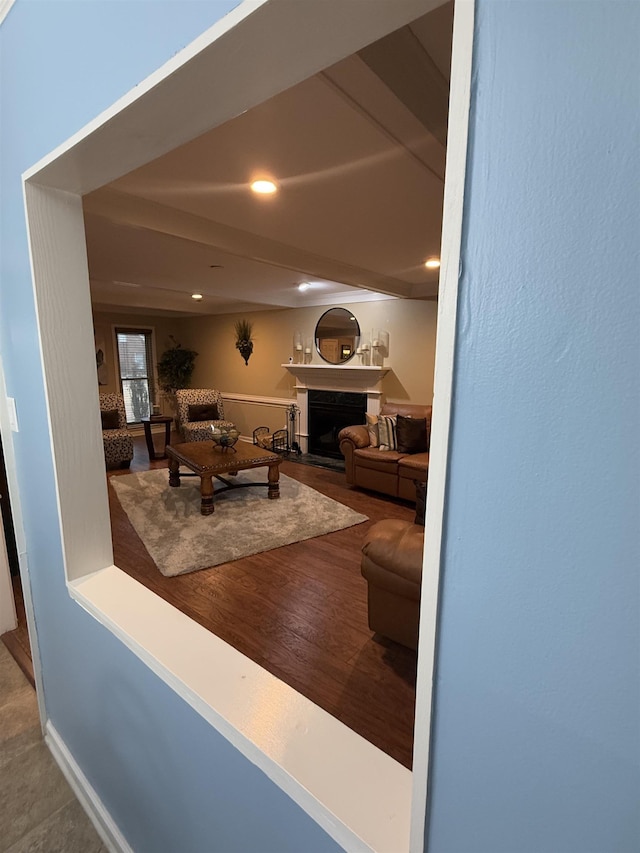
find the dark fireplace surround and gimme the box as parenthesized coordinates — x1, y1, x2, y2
(307, 390, 366, 459)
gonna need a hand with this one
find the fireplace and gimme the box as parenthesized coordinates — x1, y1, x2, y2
(282, 363, 389, 454)
(307, 390, 367, 458)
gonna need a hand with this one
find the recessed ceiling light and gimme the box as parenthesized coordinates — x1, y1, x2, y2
(250, 179, 278, 195)
(191, 293, 203, 300)
(298, 282, 310, 292)
(425, 258, 441, 269)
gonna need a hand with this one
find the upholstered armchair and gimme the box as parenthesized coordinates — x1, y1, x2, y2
(175, 389, 235, 442)
(99, 393, 133, 469)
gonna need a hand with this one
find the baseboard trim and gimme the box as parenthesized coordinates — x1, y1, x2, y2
(44, 721, 133, 853)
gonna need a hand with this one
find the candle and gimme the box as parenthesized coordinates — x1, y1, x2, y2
(295, 344, 303, 350)
(304, 347, 311, 354)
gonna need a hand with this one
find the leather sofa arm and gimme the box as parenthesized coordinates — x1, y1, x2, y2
(338, 424, 370, 448)
(338, 424, 370, 485)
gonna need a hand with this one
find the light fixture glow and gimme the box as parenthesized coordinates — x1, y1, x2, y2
(298, 282, 310, 292)
(425, 258, 441, 269)
(191, 293, 203, 300)
(251, 179, 278, 195)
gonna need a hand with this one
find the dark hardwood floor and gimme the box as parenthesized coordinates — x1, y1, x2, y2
(110, 434, 418, 768)
(1, 575, 35, 688)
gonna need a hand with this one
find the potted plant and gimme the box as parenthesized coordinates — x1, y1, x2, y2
(157, 336, 198, 415)
(234, 319, 254, 365)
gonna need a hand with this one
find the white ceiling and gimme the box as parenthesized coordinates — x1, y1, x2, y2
(84, 2, 453, 318)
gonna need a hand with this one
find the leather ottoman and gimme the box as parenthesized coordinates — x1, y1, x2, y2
(360, 518, 424, 650)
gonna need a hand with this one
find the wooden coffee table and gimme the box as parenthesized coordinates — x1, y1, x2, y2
(165, 440, 282, 516)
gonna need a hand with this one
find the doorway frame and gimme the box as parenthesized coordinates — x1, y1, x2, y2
(21, 1, 474, 849)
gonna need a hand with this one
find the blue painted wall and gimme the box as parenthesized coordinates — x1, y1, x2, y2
(0, 2, 341, 850)
(2, 1, 638, 851)
(427, 2, 640, 851)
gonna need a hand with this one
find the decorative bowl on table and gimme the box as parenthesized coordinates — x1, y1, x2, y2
(210, 425, 240, 452)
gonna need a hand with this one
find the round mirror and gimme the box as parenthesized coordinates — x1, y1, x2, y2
(315, 308, 360, 364)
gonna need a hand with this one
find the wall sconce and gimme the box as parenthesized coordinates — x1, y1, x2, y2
(234, 319, 254, 366)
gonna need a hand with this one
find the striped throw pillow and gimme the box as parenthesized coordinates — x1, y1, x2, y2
(377, 415, 397, 451)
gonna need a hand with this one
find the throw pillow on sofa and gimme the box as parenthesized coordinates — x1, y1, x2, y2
(365, 413, 379, 447)
(101, 409, 120, 430)
(378, 415, 397, 450)
(188, 403, 219, 422)
(396, 415, 429, 454)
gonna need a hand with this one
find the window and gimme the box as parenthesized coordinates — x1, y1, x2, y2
(116, 328, 155, 423)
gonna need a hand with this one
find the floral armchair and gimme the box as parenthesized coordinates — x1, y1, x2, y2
(175, 389, 235, 442)
(99, 392, 133, 468)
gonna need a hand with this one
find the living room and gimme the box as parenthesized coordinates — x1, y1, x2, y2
(85, 2, 452, 773)
(92, 298, 438, 435)
(90, 280, 440, 771)
(5, 0, 452, 801)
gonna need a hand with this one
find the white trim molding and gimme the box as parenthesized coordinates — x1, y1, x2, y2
(69, 567, 412, 853)
(410, 1, 475, 849)
(46, 720, 134, 853)
(220, 391, 293, 408)
(283, 364, 390, 384)
(0, 0, 15, 27)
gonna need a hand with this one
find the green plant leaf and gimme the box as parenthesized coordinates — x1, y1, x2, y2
(157, 340, 198, 391)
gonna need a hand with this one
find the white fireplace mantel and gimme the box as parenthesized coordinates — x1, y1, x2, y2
(282, 363, 390, 387)
(281, 363, 391, 453)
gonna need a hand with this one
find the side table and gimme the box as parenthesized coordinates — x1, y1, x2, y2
(141, 415, 173, 460)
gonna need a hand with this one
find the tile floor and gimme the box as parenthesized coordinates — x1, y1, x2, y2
(0, 644, 107, 853)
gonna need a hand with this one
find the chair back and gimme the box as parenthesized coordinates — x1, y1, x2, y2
(175, 389, 224, 428)
(99, 392, 128, 429)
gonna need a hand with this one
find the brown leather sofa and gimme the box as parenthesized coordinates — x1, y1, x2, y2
(338, 403, 432, 502)
(361, 518, 424, 650)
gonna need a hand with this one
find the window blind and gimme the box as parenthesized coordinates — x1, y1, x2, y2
(116, 329, 154, 423)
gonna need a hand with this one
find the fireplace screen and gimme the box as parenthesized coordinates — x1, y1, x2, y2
(307, 390, 367, 458)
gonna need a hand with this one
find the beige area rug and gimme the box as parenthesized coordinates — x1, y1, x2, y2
(110, 467, 368, 577)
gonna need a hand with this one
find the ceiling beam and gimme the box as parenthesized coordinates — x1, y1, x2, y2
(358, 24, 449, 147)
(320, 57, 446, 182)
(83, 188, 413, 299)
